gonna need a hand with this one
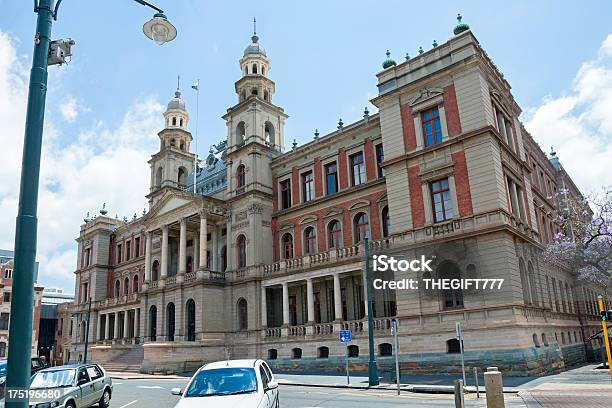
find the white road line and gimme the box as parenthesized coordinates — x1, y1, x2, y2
(136, 385, 165, 389)
(118, 400, 138, 408)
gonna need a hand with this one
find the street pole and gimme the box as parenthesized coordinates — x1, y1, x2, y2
(5, 1, 53, 407)
(456, 321, 467, 388)
(363, 237, 379, 386)
(345, 342, 350, 385)
(392, 320, 400, 395)
(83, 297, 92, 363)
(597, 295, 612, 382)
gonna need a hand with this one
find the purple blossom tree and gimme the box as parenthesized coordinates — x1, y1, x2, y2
(543, 187, 612, 288)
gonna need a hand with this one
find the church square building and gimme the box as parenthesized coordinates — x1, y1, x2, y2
(67, 19, 609, 376)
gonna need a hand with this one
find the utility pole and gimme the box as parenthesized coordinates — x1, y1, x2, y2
(391, 319, 400, 395)
(364, 237, 379, 386)
(597, 295, 612, 382)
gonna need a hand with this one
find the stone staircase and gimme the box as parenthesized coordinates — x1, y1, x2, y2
(100, 345, 144, 373)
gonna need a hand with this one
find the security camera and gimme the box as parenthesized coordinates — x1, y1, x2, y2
(48, 38, 75, 66)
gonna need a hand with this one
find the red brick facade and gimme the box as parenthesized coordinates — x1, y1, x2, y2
(400, 104, 417, 151)
(314, 158, 323, 198)
(451, 151, 474, 217)
(338, 149, 348, 190)
(443, 84, 462, 137)
(364, 138, 376, 181)
(408, 165, 425, 228)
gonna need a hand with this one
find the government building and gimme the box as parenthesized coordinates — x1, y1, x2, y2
(66, 17, 609, 376)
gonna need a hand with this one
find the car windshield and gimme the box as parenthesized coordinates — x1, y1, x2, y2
(0, 361, 6, 376)
(184, 367, 258, 397)
(30, 369, 76, 389)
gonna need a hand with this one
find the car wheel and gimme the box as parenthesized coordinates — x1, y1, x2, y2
(65, 401, 76, 408)
(99, 388, 111, 408)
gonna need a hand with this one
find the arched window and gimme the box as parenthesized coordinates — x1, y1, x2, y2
(533, 333, 541, 348)
(114, 280, 120, 297)
(251, 88, 258, 96)
(179, 118, 183, 127)
(328, 220, 342, 249)
(237, 235, 247, 268)
(348, 345, 359, 358)
(124, 277, 129, 295)
(236, 164, 246, 188)
(439, 262, 463, 309)
(166, 303, 175, 341)
(264, 121, 275, 145)
(149, 305, 157, 341)
(382, 206, 390, 237)
(237, 298, 248, 330)
(155, 167, 163, 188)
(282, 233, 294, 259)
(236, 122, 246, 144)
(179, 140, 185, 151)
(528, 261, 538, 306)
(0, 342, 5, 358)
(317, 346, 329, 359)
(186, 299, 196, 341)
(292, 348, 302, 359)
(221, 245, 227, 272)
(133, 274, 139, 293)
(262, 66, 266, 76)
(178, 167, 187, 187)
(561, 332, 566, 345)
(268, 349, 278, 360)
(252, 63, 258, 74)
(172, 117, 177, 126)
(245, 66, 248, 75)
(152, 260, 160, 281)
(264, 90, 269, 101)
(304, 227, 316, 255)
(379, 343, 392, 356)
(542, 333, 548, 346)
(353, 212, 369, 243)
(447, 338, 460, 353)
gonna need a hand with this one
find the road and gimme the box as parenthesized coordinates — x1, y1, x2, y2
(108, 378, 529, 408)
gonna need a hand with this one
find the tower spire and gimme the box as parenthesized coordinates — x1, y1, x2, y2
(253, 17, 257, 36)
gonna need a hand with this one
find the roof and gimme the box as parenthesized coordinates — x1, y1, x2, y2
(203, 359, 261, 369)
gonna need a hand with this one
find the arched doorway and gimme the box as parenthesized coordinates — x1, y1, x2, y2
(186, 299, 196, 341)
(237, 298, 248, 330)
(166, 303, 175, 341)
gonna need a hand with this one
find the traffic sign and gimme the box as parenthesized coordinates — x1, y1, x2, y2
(339, 330, 352, 343)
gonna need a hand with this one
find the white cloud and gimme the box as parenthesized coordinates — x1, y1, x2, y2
(0, 31, 163, 292)
(524, 33, 612, 194)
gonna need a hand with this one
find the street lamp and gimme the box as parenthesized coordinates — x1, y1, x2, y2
(5, 1, 176, 407)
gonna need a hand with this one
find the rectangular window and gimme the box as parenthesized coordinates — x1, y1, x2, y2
(280, 179, 292, 210)
(495, 108, 515, 152)
(116, 243, 122, 263)
(3, 292, 9, 303)
(82, 283, 88, 303)
(375, 144, 385, 178)
(125, 241, 131, 261)
(302, 171, 314, 202)
(430, 178, 453, 222)
(134, 237, 141, 258)
(325, 162, 338, 195)
(349, 152, 366, 186)
(421, 107, 442, 146)
(0, 313, 9, 330)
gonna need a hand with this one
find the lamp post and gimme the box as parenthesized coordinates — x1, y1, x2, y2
(363, 237, 379, 386)
(5, 1, 176, 407)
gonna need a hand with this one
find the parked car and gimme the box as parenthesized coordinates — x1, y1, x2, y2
(171, 359, 279, 408)
(0, 357, 49, 399)
(25, 363, 113, 408)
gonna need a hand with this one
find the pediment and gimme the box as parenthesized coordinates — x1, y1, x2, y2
(409, 87, 444, 107)
(146, 191, 197, 220)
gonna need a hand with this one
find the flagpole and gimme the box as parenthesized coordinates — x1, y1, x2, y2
(193, 79, 200, 193)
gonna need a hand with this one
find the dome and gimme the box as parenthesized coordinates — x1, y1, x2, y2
(244, 34, 266, 57)
(453, 14, 470, 35)
(382, 50, 397, 69)
(167, 89, 185, 111)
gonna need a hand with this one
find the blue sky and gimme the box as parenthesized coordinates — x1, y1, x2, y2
(0, 1, 611, 292)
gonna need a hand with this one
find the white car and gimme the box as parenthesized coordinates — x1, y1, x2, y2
(171, 359, 279, 408)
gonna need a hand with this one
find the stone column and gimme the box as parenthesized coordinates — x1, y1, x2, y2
(161, 225, 169, 281)
(333, 273, 343, 321)
(113, 312, 120, 340)
(123, 310, 129, 339)
(135, 308, 140, 338)
(193, 235, 200, 271)
(179, 218, 187, 275)
(144, 232, 152, 288)
(199, 214, 207, 271)
(104, 314, 110, 341)
(282, 282, 290, 326)
(97, 314, 103, 341)
(306, 278, 315, 323)
(261, 285, 267, 328)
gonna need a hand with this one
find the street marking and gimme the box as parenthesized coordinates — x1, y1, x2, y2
(137, 385, 165, 389)
(113, 382, 123, 385)
(118, 401, 138, 408)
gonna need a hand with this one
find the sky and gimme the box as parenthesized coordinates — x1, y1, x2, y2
(0, 0, 611, 292)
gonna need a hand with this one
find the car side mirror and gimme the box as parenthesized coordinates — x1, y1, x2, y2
(170, 388, 183, 396)
(266, 381, 278, 390)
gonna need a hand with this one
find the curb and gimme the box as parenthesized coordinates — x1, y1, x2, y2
(279, 382, 519, 394)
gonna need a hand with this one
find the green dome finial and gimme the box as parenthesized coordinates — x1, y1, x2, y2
(382, 50, 397, 69)
(418, 46, 424, 54)
(453, 13, 470, 35)
(99, 203, 108, 216)
(432, 40, 438, 48)
(405, 52, 410, 60)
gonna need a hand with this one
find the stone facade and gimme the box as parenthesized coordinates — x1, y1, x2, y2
(65, 28, 610, 376)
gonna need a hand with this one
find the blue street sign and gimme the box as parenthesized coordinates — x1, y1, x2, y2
(339, 330, 352, 343)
